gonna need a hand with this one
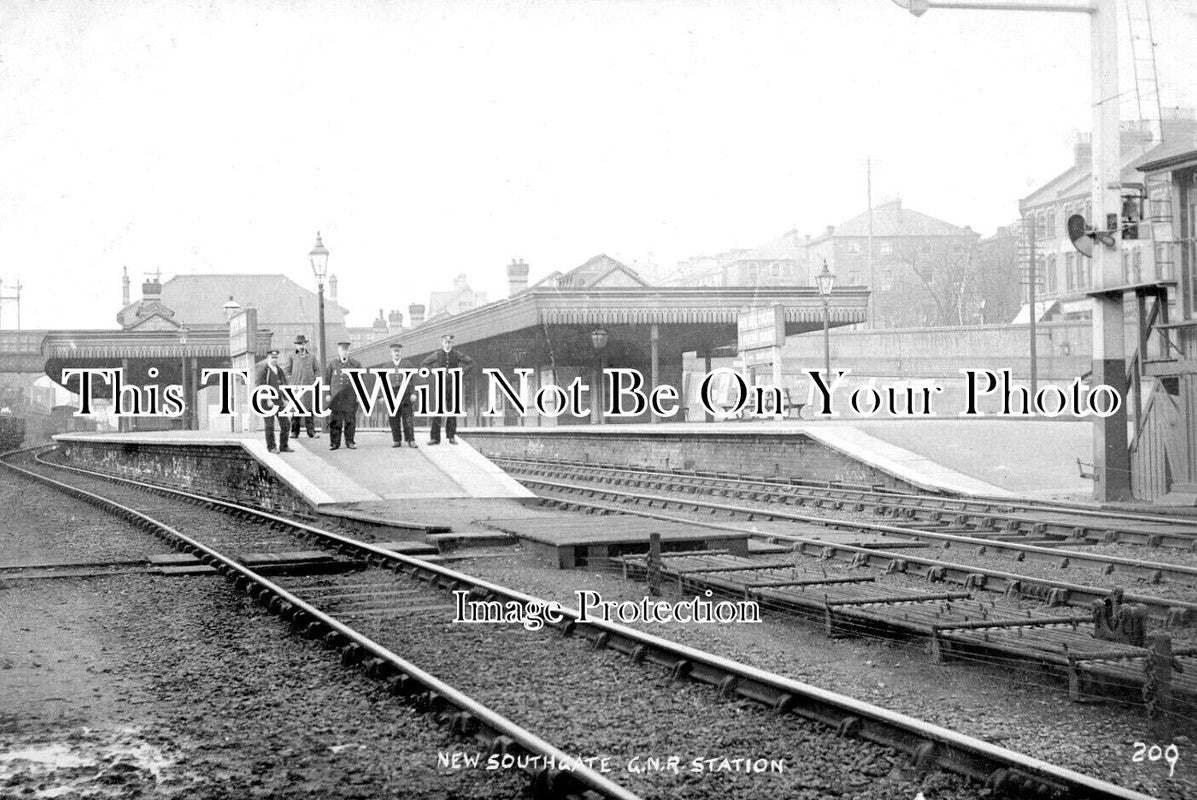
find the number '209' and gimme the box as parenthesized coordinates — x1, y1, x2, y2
(1132, 742, 1179, 778)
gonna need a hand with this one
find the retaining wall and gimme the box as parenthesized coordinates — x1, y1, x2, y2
(55, 439, 313, 516)
(463, 428, 919, 490)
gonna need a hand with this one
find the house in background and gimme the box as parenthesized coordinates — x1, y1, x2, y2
(1019, 110, 1197, 321)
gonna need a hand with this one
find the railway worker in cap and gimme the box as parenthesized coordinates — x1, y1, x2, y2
(420, 333, 474, 445)
(323, 340, 362, 450)
(284, 334, 320, 439)
(387, 342, 418, 449)
(256, 349, 292, 453)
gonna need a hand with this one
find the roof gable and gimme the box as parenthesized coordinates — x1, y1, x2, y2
(556, 254, 650, 288)
(834, 200, 973, 238)
(127, 309, 182, 332)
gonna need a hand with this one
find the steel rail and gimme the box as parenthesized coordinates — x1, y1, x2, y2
(523, 478, 1197, 625)
(1, 449, 638, 800)
(515, 474, 1197, 588)
(11, 450, 1161, 800)
(496, 456, 1197, 546)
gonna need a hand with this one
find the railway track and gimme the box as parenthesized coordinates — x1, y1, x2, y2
(500, 466, 1197, 622)
(1, 448, 635, 800)
(495, 458, 1197, 550)
(500, 470, 1197, 718)
(1, 446, 1162, 800)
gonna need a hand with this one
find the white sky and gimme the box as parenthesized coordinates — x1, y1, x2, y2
(2, 0, 1195, 330)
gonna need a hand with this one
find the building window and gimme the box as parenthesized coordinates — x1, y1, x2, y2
(1045, 254, 1056, 293)
(1044, 208, 1057, 239)
(847, 241, 861, 255)
(880, 268, 894, 291)
(1066, 253, 1075, 290)
(1132, 248, 1142, 283)
(878, 241, 893, 256)
(1122, 250, 1131, 284)
(1079, 256, 1091, 289)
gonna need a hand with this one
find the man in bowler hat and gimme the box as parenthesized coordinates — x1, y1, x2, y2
(324, 341, 362, 450)
(387, 342, 417, 448)
(420, 334, 473, 445)
(285, 334, 320, 438)
(256, 349, 292, 453)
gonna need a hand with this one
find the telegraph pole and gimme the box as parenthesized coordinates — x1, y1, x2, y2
(867, 156, 875, 321)
(1025, 215, 1039, 396)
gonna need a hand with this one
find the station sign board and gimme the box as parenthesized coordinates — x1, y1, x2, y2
(229, 308, 257, 358)
(737, 305, 785, 353)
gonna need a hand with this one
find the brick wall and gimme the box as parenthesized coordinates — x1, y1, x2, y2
(57, 440, 313, 516)
(463, 429, 918, 489)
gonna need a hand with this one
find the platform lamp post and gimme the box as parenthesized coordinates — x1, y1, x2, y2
(815, 260, 835, 389)
(308, 233, 330, 368)
(889, 0, 1129, 500)
(178, 326, 190, 430)
(590, 328, 609, 425)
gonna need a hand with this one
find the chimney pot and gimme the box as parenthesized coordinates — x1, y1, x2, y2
(507, 257, 530, 296)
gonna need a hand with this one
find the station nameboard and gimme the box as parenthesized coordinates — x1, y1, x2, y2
(229, 308, 257, 358)
(737, 305, 785, 352)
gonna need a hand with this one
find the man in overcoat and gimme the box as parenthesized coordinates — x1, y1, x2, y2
(256, 349, 292, 453)
(324, 341, 362, 450)
(387, 342, 418, 448)
(420, 334, 473, 445)
(285, 334, 320, 439)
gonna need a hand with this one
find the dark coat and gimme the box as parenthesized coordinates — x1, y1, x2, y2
(323, 357, 363, 415)
(420, 348, 474, 371)
(255, 362, 288, 412)
(388, 369, 417, 412)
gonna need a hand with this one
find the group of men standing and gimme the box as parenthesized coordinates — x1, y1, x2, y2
(255, 333, 473, 453)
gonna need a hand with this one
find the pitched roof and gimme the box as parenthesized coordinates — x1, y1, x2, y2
(1136, 141, 1197, 173)
(1022, 135, 1193, 208)
(828, 200, 973, 239)
(118, 274, 349, 328)
(554, 254, 650, 288)
(725, 231, 801, 263)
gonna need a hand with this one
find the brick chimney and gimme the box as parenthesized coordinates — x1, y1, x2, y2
(121, 266, 130, 306)
(1074, 132, 1092, 168)
(142, 273, 162, 301)
(408, 303, 425, 327)
(329, 274, 339, 302)
(507, 258, 529, 295)
(387, 309, 403, 330)
(373, 308, 386, 330)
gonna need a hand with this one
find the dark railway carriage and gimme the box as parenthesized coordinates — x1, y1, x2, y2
(0, 409, 26, 450)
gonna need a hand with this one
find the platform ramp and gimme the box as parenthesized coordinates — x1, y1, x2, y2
(260, 430, 533, 503)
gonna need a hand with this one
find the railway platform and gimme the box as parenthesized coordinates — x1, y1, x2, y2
(52, 428, 534, 511)
(462, 419, 1094, 501)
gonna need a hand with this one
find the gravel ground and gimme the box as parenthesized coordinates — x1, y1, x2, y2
(12, 454, 1192, 798)
(273, 571, 979, 800)
(0, 574, 531, 799)
(0, 464, 532, 800)
(0, 464, 174, 565)
(454, 552, 1197, 800)
(11, 456, 315, 553)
